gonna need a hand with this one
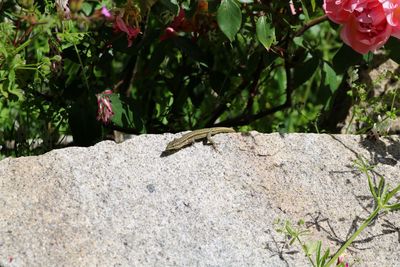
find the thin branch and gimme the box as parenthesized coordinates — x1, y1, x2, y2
(276, 15, 328, 49)
(125, 10, 151, 97)
(205, 54, 266, 127)
(204, 74, 252, 127)
(294, 15, 328, 37)
(215, 51, 293, 127)
(214, 103, 290, 127)
(119, 10, 150, 96)
(244, 58, 264, 113)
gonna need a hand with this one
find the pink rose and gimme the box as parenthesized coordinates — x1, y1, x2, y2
(381, 0, 400, 38)
(324, 0, 355, 23)
(324, 0, 400, 54)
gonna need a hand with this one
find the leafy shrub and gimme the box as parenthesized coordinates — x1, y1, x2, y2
(0, 0, 399, 157)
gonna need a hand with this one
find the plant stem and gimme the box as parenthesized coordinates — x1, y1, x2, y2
(325, 207, 380, 266)
(73, 43, 89, 91)
(295, 235, 316, 266)
(294, 15, 328, 37)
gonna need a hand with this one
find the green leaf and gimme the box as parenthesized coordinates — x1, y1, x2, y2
(316, 241, 321, 266)
(377, 175, 386, 198)
(217, 0, 242, 42)
(385, 37, 400, 64)
(320, 248, 330, 266)
(7, 69, 15, 91)
(311, 0, 316, 11)
(109, 94, 144, 132)
(387, 203, 400, 211)
(332, 44, 363, 74)
(323, 62, 339, 93)
(139, 0, 159, 13)
(81, 2, 93, 16)
(367, 171, 378, 201)
(384, 184, 400, 204)
(293, 55, 319, 89)
(256, 15, 275, 50)
(299, 0, 309, 20)
(159, 0, 179, 14)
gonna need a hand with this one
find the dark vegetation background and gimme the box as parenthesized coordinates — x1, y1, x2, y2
(0, 0, 399, 157)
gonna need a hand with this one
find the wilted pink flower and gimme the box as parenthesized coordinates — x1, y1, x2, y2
(96, 90, 114, 124)
(113, 16, 141, 47)
(160, 8, 193, 41)
(170, 8, 187, 30)
(56, 0, 70, 18)
(323, 0, 400, 54)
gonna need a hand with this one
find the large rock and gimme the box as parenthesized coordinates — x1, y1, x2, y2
(0, 132, 399, 266)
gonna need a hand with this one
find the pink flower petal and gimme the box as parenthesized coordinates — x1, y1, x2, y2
(113, 16, 141, 47)
(101, 6, 111, 18)
(324, 0, 399, 54)
(96, 90, 114, 124)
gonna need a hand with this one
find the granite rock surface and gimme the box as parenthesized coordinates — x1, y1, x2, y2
(0, 132, 399, 266)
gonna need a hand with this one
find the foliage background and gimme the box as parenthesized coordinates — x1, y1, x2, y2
(0, 0, 399, 157)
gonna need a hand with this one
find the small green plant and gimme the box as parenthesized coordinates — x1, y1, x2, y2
(276, 155, 400, 266)
(345, 67, 399, 135)
(275, 219, 343, 267)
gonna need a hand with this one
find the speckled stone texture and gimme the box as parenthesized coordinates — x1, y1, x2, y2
(0, 133, 399, 266)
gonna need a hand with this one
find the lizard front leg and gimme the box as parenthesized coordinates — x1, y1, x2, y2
(206, 131, 217, 150)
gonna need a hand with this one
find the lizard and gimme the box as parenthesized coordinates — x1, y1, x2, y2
(164, 127, 235, 152)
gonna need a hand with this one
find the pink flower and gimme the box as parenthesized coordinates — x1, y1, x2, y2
(160, 27, 177, 41)
(324, 0, 400, 54)
(289, 0, 297, 15)
(91, 6, 113, 21)
(381, 0, 400, 31)
(113, 16, 141, 47)
(160, 8, 193, 41)
(323, 0, 354, 23)
(336, 255, 349, 267)
(101, 6, 111, 18)
(289, 0, 303, 15)
(96, 90, 114, 124)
